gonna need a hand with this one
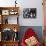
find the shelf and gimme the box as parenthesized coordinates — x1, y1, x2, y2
(0, 7, 19, 10)
(0, 7, 19, 24)
(0, 24, 19, 32)
(0, 7, 19, 46)
(2, 40, 19, 43)
(2, 41, 19, 46)
(1, 15, 18, 24)
(0, 7, 19, 16)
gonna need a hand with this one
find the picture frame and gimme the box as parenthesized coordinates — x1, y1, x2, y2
(23, 8, 36, 18)
(2, 10, 9, 15)
(9, 10, 18, 15)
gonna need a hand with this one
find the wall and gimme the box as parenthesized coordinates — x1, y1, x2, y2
(18, 0, 43, 26)
(0, 0, 43, 26)
(0, 0, 15, 7)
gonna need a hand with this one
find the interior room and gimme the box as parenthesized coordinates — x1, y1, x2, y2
(0, 0, 46, 46)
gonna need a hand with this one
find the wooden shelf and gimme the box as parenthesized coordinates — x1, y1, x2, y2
(2, 40, 19, 42)
(0, 7, 19, 10)
(0, 7, 19, 16)
(0, 24, 20, 32)
(0, 7, 19, 46)
(0, 40, 19, 46)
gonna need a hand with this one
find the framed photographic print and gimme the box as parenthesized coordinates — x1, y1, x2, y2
(23, 8, 36, 18)
(9, 10, 18, 15)
(2, 10, 9, 15)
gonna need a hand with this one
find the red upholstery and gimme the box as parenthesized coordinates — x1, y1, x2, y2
(21, 28, 41, 46)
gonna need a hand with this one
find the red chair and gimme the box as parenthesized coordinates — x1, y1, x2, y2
(21, 28, 41, 46)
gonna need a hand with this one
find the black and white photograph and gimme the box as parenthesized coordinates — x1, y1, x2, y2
(23, 8, 36, 18)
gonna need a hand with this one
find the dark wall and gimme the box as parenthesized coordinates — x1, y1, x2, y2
(18, 26, 44, 43)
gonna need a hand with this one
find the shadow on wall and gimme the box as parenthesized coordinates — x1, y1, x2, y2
(18, 26, 43, 44)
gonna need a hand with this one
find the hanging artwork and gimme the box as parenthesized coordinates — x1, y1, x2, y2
(23, 8, 37, 18)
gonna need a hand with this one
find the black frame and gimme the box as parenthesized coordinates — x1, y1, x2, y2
(23, 8, 37, 18)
